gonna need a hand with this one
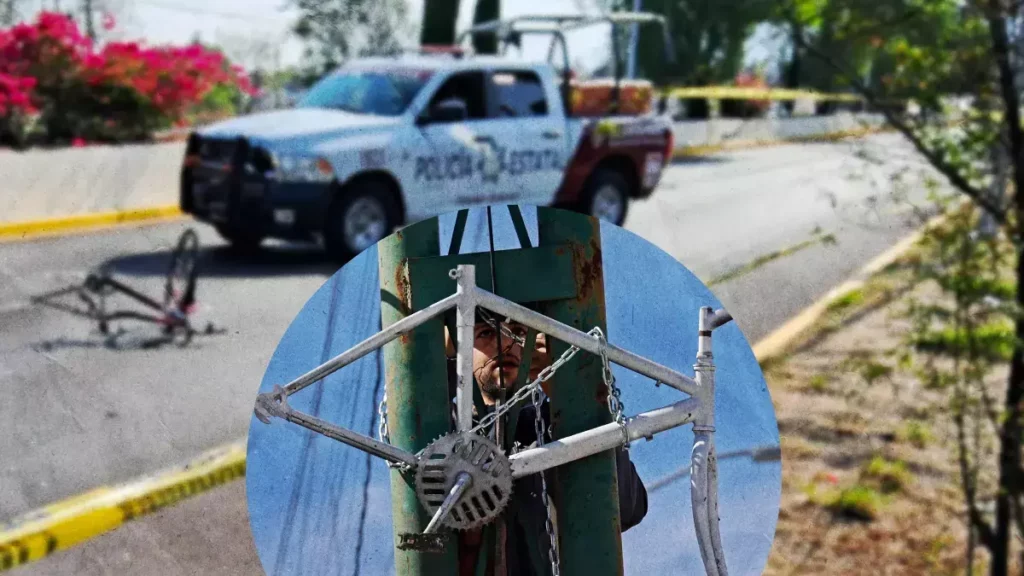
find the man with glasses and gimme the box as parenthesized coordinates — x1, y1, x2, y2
(444, 310, 648, 576)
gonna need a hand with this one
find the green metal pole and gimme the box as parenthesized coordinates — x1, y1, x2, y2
(535, 207, 623, 576)
(379, 219, 459, 575)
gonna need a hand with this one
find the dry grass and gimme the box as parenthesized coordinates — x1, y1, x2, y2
(761, 262, 1015, 575)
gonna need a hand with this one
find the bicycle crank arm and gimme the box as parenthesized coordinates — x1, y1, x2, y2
(423, 472, 472, 534)
(254, 386, 418, 469)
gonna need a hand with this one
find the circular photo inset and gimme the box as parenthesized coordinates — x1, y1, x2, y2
(246, 205, 781, 575)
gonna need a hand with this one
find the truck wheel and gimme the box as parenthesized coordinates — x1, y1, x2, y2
(579, 168, 630, 226)
(324, 179, 399, 262)
(216, 225, 264, 253)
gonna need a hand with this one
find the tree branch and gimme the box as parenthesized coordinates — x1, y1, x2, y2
(789, 27, 1009, 225)
(956, 354, 999, 552)
(986, 6, 1024, 210)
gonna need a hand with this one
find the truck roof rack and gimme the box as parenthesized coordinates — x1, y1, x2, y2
(455, 12, 674, 73)
(456, 12, 675, 116)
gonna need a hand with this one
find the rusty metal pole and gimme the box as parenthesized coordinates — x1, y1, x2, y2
(378, 219, 459, 575)
(535, 207, 623, 575)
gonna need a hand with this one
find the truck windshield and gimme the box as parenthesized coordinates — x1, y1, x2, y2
(298, 68, 434, 116)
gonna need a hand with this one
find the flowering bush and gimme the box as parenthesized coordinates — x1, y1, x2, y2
(0, 11, 257, 147)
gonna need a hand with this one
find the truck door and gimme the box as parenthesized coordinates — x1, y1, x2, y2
(478, 69, 567, 207)
(407, 70, 504, 214)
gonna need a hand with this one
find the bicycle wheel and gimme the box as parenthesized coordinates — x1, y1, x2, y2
(164, 228, 200, 314)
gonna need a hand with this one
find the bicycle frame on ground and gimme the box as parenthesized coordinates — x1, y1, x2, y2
(255, 262, 732, 576)
(30, 228, 223, 347)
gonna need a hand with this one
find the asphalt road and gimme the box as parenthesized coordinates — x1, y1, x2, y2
(0, 133, 941, 575)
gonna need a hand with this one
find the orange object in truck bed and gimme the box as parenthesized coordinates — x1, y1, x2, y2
(569, 79, 653, 116)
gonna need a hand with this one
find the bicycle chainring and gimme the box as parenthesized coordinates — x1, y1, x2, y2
(414, 431, 513, 531)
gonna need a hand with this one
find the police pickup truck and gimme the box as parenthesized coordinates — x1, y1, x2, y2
(180, 16, 674, 260)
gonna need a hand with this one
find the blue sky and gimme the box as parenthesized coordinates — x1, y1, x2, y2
(246, 205, 781, 575)
(17, 0, 781, 75)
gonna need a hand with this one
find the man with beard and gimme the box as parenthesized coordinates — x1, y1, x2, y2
(444, 310, 648, 576)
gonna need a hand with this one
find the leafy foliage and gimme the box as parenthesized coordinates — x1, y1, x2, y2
(0, 11, 254, 146)
(291, 0, 410, 78)
(633, 0, 774, 86)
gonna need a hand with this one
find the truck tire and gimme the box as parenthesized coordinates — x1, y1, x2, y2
(216, 225, 264, 253)
(579, 168, 630, 226)
(324, 178, 400, 262)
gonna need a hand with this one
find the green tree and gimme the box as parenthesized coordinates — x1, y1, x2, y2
(633, 0, 773, 86)
(291, 0, 409, 77)
(783, 0, 1022, 573)
(1, 0, 24, 26)
(774, 0, 971, 95)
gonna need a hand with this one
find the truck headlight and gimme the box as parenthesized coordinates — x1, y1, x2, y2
(270, 153, 335, 183)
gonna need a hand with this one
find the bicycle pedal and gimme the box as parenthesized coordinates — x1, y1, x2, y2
(396, 532, 450, 553)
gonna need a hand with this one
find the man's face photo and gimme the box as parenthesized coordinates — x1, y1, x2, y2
(472, 316, 527, 398)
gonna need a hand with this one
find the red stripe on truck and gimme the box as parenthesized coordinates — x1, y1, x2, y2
(553, 119, 673, 206)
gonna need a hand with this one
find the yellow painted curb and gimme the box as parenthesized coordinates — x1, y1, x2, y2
(673, 126, 894, 158)
(0, 206, 184, 242)
(752, 208, 954, 363)
(0, 440, 246, 571)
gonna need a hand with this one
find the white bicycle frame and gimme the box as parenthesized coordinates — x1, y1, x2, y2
(254, 264, 731, 576)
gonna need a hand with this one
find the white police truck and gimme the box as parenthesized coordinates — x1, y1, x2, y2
(180, 14, 675, 260)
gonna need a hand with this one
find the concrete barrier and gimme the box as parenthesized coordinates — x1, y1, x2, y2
(0, 113, 886, 226)
(672, 112, 887, 149)
(0, 142, 186, 224)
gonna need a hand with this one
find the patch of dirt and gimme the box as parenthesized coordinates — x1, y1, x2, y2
(763, 274, 1013, 575)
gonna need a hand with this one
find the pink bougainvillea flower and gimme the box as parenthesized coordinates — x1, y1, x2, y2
(0, 11, 256, 136)
(102, 13, 116, 32)
(71, 137, 86, 147)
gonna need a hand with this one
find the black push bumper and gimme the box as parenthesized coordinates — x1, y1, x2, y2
(180, 134, 332, 240)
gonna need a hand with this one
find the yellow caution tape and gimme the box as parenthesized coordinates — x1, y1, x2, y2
(0, 440, 246, 572)
(659, 85, 866, 103)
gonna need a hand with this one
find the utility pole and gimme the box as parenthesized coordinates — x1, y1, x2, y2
(536, 209, 624, 576)
(378, 217, 460, 575)
(82, 0, 96, 41)
(626, 0, 642, 79)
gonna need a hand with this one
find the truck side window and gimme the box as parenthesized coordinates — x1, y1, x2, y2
(427, 71, 487, 121)
(492, 71, 548, 118)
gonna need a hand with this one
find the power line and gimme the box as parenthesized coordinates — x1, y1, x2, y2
(133, 0, 290, 24)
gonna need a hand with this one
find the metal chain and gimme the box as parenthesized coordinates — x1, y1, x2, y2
(532, 384, 561, 576)
(378, 390, 389, 444)
(590, 328, 628, 448)
(469, 335, 589, 436)
(377, 391, 415, 472)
